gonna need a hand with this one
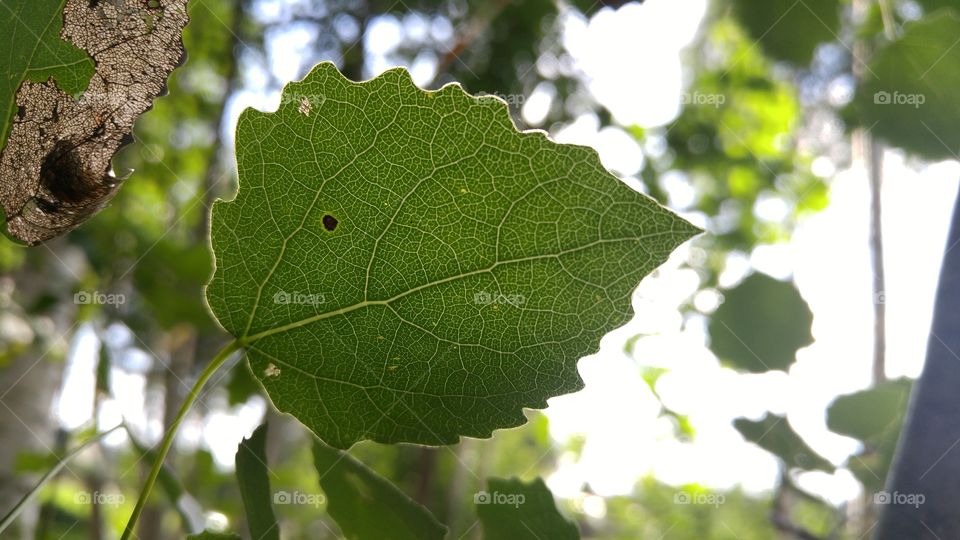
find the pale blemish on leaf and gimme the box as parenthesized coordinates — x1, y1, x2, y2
(298, 97, 312, 116)
(264, 363, 281, 378)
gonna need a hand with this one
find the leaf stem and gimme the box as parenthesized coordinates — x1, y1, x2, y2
(121, 339, 241, 540)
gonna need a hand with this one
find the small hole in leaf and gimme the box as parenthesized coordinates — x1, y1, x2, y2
(322, 214, 338, 231)
(16, 105, 25, 119)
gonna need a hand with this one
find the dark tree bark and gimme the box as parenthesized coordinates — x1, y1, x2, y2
(876, 183, 960, 539)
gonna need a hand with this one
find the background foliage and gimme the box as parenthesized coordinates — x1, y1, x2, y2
(2, 0, 957, 537)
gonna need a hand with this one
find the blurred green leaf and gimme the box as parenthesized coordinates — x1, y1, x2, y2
(206, 62, 698, 448)
(734, 413, 835, 473)
(599, 476, 779, 539)
(235, 423, 279, 540)
(915, 1, 960, 14)
(827, 379, 913, 491)
(226, 361, 262, 406)
(13, 450, 59, 474)
(855, 11, 960, 160)
(186, 532, 241, 540)
(828, 379, 912, 440)
(731, 0, 840, 64)
(476, 477, 579, 540)
(709, 273, 814, 373)
(133, 240, 214, 330)
(312, 439, 447, 540)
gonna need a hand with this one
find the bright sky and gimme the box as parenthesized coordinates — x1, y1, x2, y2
(51, 0, 960, 511)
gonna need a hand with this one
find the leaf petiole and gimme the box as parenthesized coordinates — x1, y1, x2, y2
(121, 339, 241, 540)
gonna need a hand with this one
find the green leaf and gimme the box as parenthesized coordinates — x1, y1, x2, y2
(915, 1, 959, 15)
(235, 423, 279, 540)
(827, 379, 911, 440)
(709, 273, 813, 373)
(0, 0, 94, 151)
(206, 62, 698, 447)
(226, 360, 262, 406)
(311, 439, 447, 540)
(730, 0, 840, 65)
(827, 379, 912, 491)
(476, 477, 579, 540)
(133, 240, 215, 330)
(855, 11, 960, 160)
(734, 413, 835, 473)
(186, 532, 241, 540)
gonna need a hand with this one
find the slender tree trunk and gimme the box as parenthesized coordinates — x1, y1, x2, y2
(0, 350, 63, 540)
(875, 182, 960, 539)
(0, 241, 81, 538)
(866, 137, 886, 384)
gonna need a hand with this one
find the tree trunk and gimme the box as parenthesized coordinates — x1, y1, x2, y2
(875, 182, 960, 538)
(0, 242, 82, 538)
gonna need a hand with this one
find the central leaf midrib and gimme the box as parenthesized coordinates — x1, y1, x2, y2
(239, 232, 667, 345)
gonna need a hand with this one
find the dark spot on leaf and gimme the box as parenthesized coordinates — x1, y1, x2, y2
(16, 105, 25, 120)
(322, 214, 338, 231)
(88, 0, 100, 8)
(39, 139, 112, 207)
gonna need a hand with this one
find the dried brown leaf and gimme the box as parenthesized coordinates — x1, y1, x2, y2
(0, 0, 189, 245)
